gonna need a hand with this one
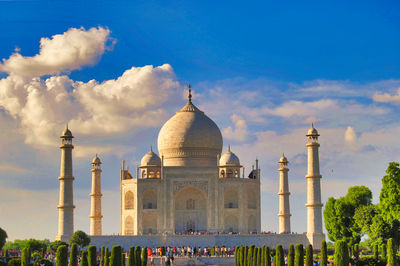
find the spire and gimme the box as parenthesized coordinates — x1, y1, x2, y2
(228, 145, 231, 152)
(188, 84, 192, 103)
(150, 145, 153, 152)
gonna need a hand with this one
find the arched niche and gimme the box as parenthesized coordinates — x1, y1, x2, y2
(125, 191, 134, 209)
(143, 189, 157, 209)
(224, 189, 239, 208)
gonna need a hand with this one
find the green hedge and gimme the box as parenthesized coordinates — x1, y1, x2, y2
(56, 245, 68, 266)
(68, 244, 78, 266)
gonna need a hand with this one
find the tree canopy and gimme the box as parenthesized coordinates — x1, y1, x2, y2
(0, 227, 7, 250)
(70, 230, 90, 248)
(323, 185, 372, 244)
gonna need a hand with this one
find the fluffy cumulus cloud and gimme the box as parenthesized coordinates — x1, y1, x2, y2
(222, 114, 249, 141)
(0, 27, 181, 151)
(373, 87, 400, 105)
(344, 126, 357, 146)
(0, 27, 113, 77)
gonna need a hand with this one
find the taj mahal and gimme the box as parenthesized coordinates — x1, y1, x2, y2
(55, 88, 325, 249)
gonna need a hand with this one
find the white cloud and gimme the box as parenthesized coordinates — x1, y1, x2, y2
(344, 126, 357, 146)
(222, 114, 249, 141)
(0, 27, 113, 77)
(373, 88, 400, 105)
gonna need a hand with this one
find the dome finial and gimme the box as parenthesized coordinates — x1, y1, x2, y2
(312, 122, 314, 128)
(150, 145, 153, 152)
(188, 84, 192, 103)
(228, 145, 231, 152)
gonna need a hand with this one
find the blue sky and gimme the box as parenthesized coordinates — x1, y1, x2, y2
(1, 1, 400, 241)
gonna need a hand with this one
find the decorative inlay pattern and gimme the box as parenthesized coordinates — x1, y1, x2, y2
(173, 181, 208, 194)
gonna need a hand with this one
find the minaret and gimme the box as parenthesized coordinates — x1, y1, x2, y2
(305, 124, 325, 248)
(90, 154, 103, 235)
(56, 125, 75, 241)
(278, 154, 291, 234)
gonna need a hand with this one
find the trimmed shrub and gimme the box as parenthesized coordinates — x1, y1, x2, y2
(68, 243, 78, 266)
(305, 244, 313, 266)
(128, 247, 135, 266)
(320, 240, 327, 266)
(353, 244, 359, 262)
(121, 253, 125, 266)
(275, 245, 284, 266)
(334, 240, 349, 266)
(373, 244, 379, 260)
(33, 259, 53, 266)
(134, 246, 141, 266)
(234, 246, 239, 266)
(387, 238, 397, 266)
(141, 248, 147, 266)
(7, 259, 20, 266)
(80, 251, 88, 266)
(242, 246, 247, 266)
(110, 245, 122, 266)
(294, 244, 304, 266)
(210, 246, 215, 257)
(56, 245, 68, 266)
(288, 244, 294, 266)
(88, 246, 97, 266)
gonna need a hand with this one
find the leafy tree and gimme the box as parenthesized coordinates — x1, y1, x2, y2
(287, 244, 294, 266)
(324, 186, 372, 244)
(0, 228, 7, 250)
(88, 246, 96, 266)
(334, 240, 349, 266)
(33, 258, 53, 266)
(70, 231, 90, 249)
(56, 245, 68, 266)
(387, 238, 397, 266)
(68, 244, 78, 266)
(320, 240, 327, 266)
(49, 241, 68, 252)
(305, 244, 313, 266)
(294, 244, 303, 266)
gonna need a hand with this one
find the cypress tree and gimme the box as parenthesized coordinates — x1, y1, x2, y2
(320, 240, 327, 266)
(252, 246, 257, 266)
(242, 246, 247, 266)
(260, 246, 265, 266)
(69, 244, 78, 266)
(57, 245, 68, 266)
(128, 247, 135, 266)
(373, 244, 379, 260)
(247, 245, 253, 266)
(88, 246, 97, 266)
(110, 245, 122, 266)
(287, 244, 294, 266)
(134, 246, 141, 266)
(256, 248, 261, 266)
(381, 243, 387, 261)
(121, 252, 126, 266)
(353, 244, 359, 262)
(265, 247, 271, 266)
(387, 238, 397, 266)
(234, 246, 239, 266)
(80, 251, 88, 266)
(305, 244, 313, 266)
(21, 248, 29, 266)
(141, 247, 147, 266)
(275, 245, 284, 266)
(294, 244, 304, 266)
(334, 240, 349, 266)
(100, 247, 105, 266)
(104, 248, 110, 266)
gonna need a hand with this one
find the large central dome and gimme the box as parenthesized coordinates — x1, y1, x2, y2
(157, 92, 223, 167)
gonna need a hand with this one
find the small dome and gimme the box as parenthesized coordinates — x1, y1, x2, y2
(61, 126, 73, 138)
(219, 146, 240, 166)
(279, 154, 288, 163)
(92, 154, 101, 164)
(307, 124, 319, 136)
(141, 147, 161, 166)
